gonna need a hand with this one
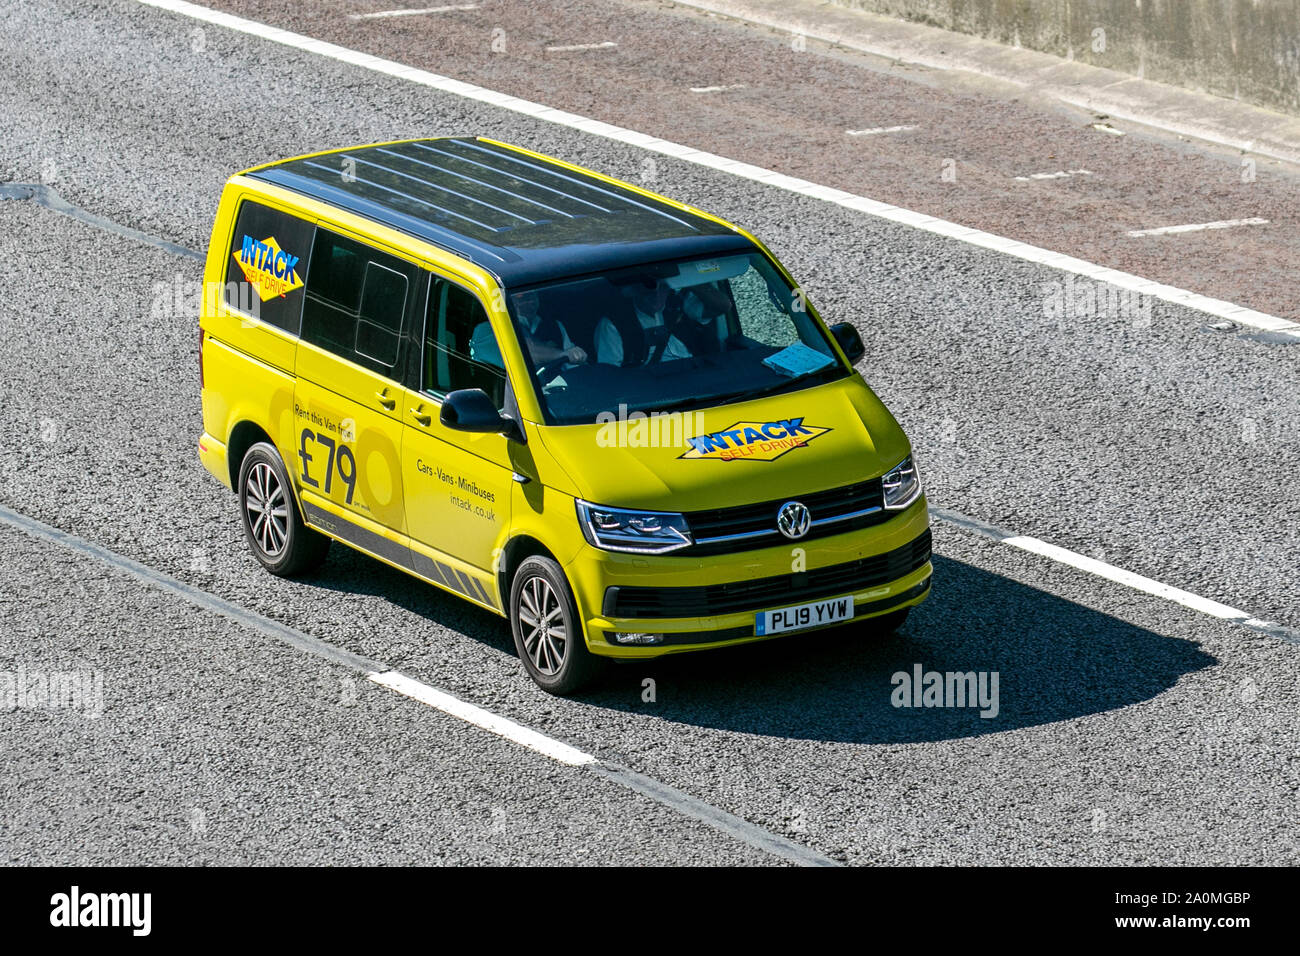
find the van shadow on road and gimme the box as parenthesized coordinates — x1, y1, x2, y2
(307, 550, 1215, 746)
(582, 555, 1217, 744)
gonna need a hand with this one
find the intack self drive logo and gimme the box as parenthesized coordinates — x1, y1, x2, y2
(49, 886, 151, 936)
(679, 418, 830, 462)
(232, 234, 304, 301)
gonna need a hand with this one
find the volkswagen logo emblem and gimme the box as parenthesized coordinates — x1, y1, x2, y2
(777, 500, 811, 540)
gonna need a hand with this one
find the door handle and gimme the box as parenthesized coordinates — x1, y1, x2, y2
(410, 407, 432, 426)
(376, 390, 396, 410)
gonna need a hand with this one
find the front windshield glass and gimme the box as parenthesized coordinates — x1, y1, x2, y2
(498, 251, 848, 425)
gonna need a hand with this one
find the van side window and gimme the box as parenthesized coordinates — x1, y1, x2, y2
(223, 200, 315, 334)
(301, 229, 412, 376)
(422, 278, 507, 409)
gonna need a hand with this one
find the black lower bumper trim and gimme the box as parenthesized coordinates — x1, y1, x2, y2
(604, 528, 932, 619)
(609, 574, 932, 647)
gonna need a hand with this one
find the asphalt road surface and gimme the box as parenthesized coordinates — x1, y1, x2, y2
(0, 0, 1297, 866)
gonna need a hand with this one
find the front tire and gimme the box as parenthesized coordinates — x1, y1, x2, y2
(237, 442, 329, 576)
(509, 555, 602, 695)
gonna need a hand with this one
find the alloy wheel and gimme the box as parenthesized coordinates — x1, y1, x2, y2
(517, 574, 567, 675)
(244, 461, 289, 557)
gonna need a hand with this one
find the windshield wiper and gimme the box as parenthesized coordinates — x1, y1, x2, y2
(634, 388, 756, 415)
(615, 364, 845, 418)
(738, 366, 841, 402)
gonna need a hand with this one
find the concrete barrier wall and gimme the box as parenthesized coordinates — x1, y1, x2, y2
(828, 0, 1300, 115)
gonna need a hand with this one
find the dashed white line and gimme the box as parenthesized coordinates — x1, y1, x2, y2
(545, 41, 617, 52)
(689, 83, 747, 93)
(369, 670, 597, 766)
(132, 0, 1300, 341)
(846, 125, 918, 136)
(1013, 169, 1093, 181)
(1003, 536, 1265, 623)
(930, 507, 1298, 645)
(1126, 217, 1269, 238)
(348, 4, 478, 19)
(0, 502, 837, 866)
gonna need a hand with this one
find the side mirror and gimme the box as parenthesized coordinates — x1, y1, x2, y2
(441, 389, 520, 440)
(829, 322, 865, 365)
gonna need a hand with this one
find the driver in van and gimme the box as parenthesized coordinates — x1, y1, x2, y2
(594, 279, 691, 366)
(471, 289, 586, 369)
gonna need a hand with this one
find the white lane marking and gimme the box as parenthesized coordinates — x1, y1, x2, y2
(369, 670, 598, 766)
(689, 83, 747, 93)
(929, 507, 1298, 643)
(681, 0, 1300, 167)
(131, 0, 1300, 340)
(546, 41, 617, 52)
(1013, 169, 1093, 181)
(0, 502, 835, 865)
(846, 125, 918, 136)
(1002, 536, 1260, 622)
(1092, 123, 1125, 136)
(1126, 217, 1269, 238)
(348, 4, 478, 19)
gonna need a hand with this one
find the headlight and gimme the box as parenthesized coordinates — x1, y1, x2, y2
(882, 455, 921, 510)
(576, 500, 692, 554)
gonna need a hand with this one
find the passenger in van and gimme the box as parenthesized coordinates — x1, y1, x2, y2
(471, 289, 587, 369)
(594, 280, 691, 366)
(675, 281, 731, 356)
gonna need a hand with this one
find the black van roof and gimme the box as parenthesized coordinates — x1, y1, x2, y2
(244, 137, 754, 287)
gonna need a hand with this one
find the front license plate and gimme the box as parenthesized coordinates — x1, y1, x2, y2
(755, 595, 854, 636)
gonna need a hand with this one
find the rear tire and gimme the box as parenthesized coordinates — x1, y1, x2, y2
(237, 442, 330, 577)
(510, 555, 603, 695)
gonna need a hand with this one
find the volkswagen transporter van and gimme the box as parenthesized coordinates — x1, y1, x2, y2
(197, 137, 932, 694)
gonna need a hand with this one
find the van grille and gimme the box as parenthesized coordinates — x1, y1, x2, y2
(682, 478, 886, 555)
(605, 528, 932, 619)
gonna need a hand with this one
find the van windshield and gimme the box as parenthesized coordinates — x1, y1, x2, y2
(490, 252, 849, 425)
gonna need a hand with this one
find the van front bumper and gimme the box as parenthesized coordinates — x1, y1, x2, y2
(570, 495, 932, 658)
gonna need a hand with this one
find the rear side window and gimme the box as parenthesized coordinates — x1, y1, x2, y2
(301, 229, 415, 377)
(422, 278, 507, 409)
(224, 200, 314, 334)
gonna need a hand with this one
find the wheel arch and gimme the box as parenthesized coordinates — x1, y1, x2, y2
(226, 420, 275, 490)
(497, 534, 558, 608)
(227, 422, 309, 522)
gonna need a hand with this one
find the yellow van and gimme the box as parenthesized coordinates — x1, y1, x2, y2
(198, 137, 931, 693)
